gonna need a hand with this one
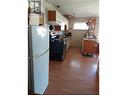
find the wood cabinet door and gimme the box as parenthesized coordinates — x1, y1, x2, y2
(83, 40, 97, 54)
(48, 11, 56, 21)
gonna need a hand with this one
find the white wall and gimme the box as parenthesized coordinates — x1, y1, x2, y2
(71, 30, 87, 48)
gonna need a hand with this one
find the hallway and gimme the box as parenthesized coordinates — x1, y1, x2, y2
(45, 47, 99, 95)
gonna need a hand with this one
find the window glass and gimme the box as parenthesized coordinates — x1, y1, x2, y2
(74, 22, 89, 30)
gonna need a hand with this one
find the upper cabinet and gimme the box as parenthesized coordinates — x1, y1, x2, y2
(48, 10, 68, 31)
(48, 11, 56, 21)
(48, 11, 62, 25)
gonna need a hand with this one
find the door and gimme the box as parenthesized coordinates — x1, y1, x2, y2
(33, 51, 49, 94)
(31, 26, 49, 57)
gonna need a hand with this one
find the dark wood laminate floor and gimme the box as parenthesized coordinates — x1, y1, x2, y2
(44, 47, 99, 95)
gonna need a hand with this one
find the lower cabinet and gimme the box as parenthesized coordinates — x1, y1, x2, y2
(82, 39, 98, 55)
(65, 39, 71, 52)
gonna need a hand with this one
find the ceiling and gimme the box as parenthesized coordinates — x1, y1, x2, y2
(47, 0, 99, 17)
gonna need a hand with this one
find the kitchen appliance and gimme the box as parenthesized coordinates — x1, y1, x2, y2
(28, 25, 49, 94)
(49, 24, 54, 31)
(50, 40, 65, 61)
(64, 32, 72, 37)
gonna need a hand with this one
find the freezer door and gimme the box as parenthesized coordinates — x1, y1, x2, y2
(31, 26, 49, 58)
(33, 51, 49, 94)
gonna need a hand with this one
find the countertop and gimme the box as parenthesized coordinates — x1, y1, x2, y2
(82, 37, 99, 43)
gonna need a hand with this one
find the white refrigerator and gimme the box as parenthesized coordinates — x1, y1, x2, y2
(28, 25, 49, 94)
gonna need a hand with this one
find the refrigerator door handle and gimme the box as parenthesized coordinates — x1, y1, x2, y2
(29, 57, 32, 59)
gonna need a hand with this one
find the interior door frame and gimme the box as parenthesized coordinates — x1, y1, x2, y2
(28, 26, 34, 94)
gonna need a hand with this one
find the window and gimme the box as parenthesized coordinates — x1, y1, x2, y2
(74, 22, 89, 30)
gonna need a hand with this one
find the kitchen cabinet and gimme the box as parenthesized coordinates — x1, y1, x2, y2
(48, 11, 62, 25)
(54, 25, 61, 31)
(82, 38, 98, 54)
(48, 10, 68, 30)
(65, 38, 71, 51)
(48, 10, 63, 22)
(48, 11, 56, 21)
